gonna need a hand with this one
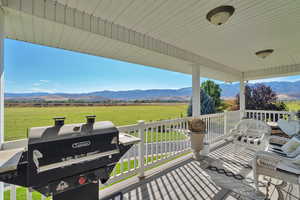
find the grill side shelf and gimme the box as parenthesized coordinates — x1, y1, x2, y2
(0, 148, 24, 174)
(119, 133, 141, 146)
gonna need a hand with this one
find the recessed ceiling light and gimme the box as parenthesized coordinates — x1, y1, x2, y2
(255, 49, 274, 59)
(206, 5, 235, 26)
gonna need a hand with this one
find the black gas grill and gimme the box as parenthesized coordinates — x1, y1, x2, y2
(0, 116, 140, 200)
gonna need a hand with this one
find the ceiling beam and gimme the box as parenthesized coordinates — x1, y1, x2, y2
(1, 0, 241, 79)
(244, 64, 300, 80)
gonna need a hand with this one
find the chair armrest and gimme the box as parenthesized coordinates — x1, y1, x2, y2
(254, 151, 289, 170)
(229, 128, 240, 137)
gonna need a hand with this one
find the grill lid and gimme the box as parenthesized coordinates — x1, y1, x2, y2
(28, 120, 118, 144)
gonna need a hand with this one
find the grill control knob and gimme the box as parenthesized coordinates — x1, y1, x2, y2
(78, 176, 87, 185)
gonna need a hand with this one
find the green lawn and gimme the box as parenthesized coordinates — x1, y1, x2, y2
(285, 101, 300, 111)
(4, 105, 187, 141)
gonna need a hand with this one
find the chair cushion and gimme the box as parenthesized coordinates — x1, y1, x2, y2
(278, 119, 300, 137)
(292, 154, 300, 166)
(281, 136, 300, 157)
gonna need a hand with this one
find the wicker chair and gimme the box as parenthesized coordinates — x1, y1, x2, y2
(230, 119, 271, 153)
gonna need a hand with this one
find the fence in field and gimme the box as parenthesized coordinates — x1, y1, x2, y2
(0, 110, 246, 200)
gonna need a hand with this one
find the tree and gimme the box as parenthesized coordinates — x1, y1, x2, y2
(187, 89, 216, 116)
(235, 83, 287, 111)
(201, 80, 222, 108)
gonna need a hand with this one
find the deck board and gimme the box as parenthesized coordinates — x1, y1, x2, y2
(100, 142, 300, 200)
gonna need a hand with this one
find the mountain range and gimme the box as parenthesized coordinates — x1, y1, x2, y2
(5, 80, 300, 102)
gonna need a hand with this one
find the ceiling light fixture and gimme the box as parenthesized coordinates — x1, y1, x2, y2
(206, 5, 235, 26)
(255, 49, 274, 59)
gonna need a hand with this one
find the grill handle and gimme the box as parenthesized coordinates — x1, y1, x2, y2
(53, 117, 66, 126)
(86, 115, 96, 124)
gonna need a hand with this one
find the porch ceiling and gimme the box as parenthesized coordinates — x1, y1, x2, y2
(1, 0, 300, 81)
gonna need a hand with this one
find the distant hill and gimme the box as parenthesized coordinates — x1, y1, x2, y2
(5, 80, 300, 102)
(220, 80, 300, 99)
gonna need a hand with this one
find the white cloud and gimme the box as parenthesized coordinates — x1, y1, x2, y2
(32, 83, 41, 86)
(39, 80, 50, 83)
(32, 80, 51, 87)
(30, 87, 57, 93)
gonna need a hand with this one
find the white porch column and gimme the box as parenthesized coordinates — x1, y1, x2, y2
(192, 65, 201, 117)
(0, 8, 4, 200)
(239, 73, 246, 119)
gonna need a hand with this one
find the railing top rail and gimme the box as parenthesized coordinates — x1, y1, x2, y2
(117, 124, 140, 132)
(245, 110, 292, 114)
(142, 117, 192, 128)
(200, 112, 225, 118)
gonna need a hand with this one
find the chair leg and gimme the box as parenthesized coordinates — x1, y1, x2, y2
(252, 159, 259, 191)
(254, 174, 259, 191)
(234, 143, 239, 154)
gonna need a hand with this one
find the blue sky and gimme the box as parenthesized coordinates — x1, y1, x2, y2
(4, 39, 300, 93)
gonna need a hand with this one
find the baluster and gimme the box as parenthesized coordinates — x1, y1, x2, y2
(169, 123, 171, 157)
(112, 164, 116, 177)
(145, 126, 148, 166)
(155, 126, 158, 162)
(173, 122, 175, 155)
(150, 126, 153, 163)
(160, 124, 163, 160)
(209, 117, 212, 143)
(127, 147, 131, 172)
(167, 123, 169, 158)
(134, 140, 137, 170)
(174, 122, 177, 155)
(264, 111, 267, 122)
(120, 157, 124, 174)
(27, 189, 32, 200)
(165, 124, 167, 158)
(183, 120, 186, 151)
(10, 185, 16, 200)
(183, 120, 186, 150)
(177, 121, 180, 153)
(138, 120, 145, 178)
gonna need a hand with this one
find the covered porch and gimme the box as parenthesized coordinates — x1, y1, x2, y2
(0, 0, 300, 200)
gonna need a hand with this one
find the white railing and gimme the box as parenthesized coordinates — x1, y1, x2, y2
(1, 111, 240, 199)
(107, 117, 192, 184)
(245, 109, 295, 122)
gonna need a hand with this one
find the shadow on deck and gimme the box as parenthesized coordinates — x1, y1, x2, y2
(100, 142, 300, 200)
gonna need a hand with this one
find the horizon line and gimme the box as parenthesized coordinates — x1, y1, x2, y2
(4, 79, 300, 94)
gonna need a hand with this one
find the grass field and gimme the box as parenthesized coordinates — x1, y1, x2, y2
(4, 105, 187, 141)
(285, 101, 300, 111)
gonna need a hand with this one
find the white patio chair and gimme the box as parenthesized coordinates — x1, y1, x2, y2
(230, 119, 271, 153)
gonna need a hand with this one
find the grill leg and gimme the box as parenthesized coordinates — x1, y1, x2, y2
(53, 182, 99, 200)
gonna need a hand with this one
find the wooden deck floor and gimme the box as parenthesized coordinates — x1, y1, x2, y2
(100, 142, 300, 200)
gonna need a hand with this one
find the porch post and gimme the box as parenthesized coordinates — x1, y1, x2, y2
(0, 8, 4, 200)
(192, 65, 201, 117)
(239, 73, 246, 119)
